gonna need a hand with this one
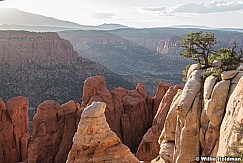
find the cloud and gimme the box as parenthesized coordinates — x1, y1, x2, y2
(142, 6, 166, 12)
(93, 12, 115, 19)
(142, 0, 243, 15)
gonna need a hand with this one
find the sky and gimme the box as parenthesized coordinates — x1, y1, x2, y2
(1, 0, 243, 28)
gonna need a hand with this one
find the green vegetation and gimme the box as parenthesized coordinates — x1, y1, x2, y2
(181, 32, 242, 81)
(209, 44, 242, 71)
(180, 31, 217, 68)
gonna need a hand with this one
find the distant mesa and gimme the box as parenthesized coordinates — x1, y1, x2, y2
(0, 8, 130, 31)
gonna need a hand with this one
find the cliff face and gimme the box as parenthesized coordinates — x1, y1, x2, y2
(0, 96, 30, 163)
(156, 36, 181, 55)
(155, 63, 243, 163)
(0, 31, 77, 66)
(0, 31, 133, 107)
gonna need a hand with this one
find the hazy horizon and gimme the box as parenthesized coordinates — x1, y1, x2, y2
(1, 0, 243, 28)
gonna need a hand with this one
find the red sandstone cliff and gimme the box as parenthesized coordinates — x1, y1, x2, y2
(0, 31, 77, 66)
(0, 31, 133, 107)
(0, 96, 30, 163)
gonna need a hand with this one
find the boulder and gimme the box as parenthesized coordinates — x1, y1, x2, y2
(205, 80, 231, 126)
(178, 70, 202, 119)
(204, 75, 217, 100)
(229, 71, 243, 97)
(66, 102, 139, 163)
(174, 94, 201, 163)
(153, 85, 184, 129)
(221, 70, 238, 80)
(187, 64, 201, 79)
(231, 71, 243, 84)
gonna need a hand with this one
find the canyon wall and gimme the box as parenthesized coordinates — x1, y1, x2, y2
(0, 31, 133, 107)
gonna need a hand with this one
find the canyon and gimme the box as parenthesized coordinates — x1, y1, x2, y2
(59, 28, 243, 95)
(0, 61, 242, 162)
(0, 29, 243, 163)
(0, 31, 134, 107)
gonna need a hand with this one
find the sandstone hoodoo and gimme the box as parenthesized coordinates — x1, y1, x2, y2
(0, 96, 30, 163)
(28, 100, 80, 163)
(66, 102, 139, 163)
(80, 75, 177, 152)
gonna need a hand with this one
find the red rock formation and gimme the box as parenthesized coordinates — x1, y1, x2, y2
(81, 76, 117, 134)
(0, 31, 77, 66)
(28, 100, 80, 163)
(111, 86, 153, 151)
(153, 82, 171, 117)
(81, 76, 163, 152)
(66, 102, 139, 163)
(136, 85, 183, 162)
(0, 96, 30, 163)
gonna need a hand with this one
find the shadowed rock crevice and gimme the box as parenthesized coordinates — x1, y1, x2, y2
(81, 75, 174, 152)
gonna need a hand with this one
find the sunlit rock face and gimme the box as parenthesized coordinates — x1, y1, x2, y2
(155, 64, 243, 163)
(217, 76, 243, 158)
(28, 100, 80, 163)
(0, 96, 30, 163)
(66, 102, 139, 163)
